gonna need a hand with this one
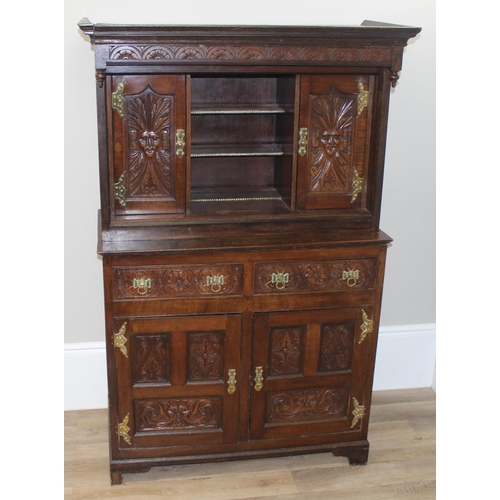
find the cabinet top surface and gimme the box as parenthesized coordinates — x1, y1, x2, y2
(78, 19, 421, 45)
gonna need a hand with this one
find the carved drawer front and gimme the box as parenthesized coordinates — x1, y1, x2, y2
(113, 263, 243, 299)
(254, 258, 376, 294)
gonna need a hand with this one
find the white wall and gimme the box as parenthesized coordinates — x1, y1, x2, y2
(65, 1, 435, 345)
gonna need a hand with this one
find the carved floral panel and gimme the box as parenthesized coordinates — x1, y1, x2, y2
(309, 86, 357, 193)
(268, 327, 305, 376)
(135, 397, 222, 432)
(187, 332, 224, 381)
(318, 322, 355, 372)
(254, 259, 376, 294)
(125, 87, 173, 198)
(113, 264, 243, 299)
(266, 388, 348, 423)
(132, 334, 170, 384)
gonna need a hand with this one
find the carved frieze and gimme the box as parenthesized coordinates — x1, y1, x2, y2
(136, 397, 222, 431)
(109, 45, 391, 64)
(254, 259, 376, 294)
(266, 388, 348, 423)
(114, 264, 243, 299)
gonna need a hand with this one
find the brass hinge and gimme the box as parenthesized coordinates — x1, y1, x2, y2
(359, 310, 373, 344)
(351, 397, 366, 428)
(117, 413, 131, 445)
(114, 322, 128, 358)
(112, 81, 125, 117)
(357, 79, 369, 117)
(114, 172, 126, 207)
(298, 128, 308, 157)
(351, 168, 363, 203)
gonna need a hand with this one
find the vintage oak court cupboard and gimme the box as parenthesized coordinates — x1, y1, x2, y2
(78, 19, 420, 485)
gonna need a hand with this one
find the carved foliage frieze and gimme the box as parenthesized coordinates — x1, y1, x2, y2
(254, 259, 376, 294)
(125, 87, 173, 198)
(135, 397, 222, 432)
(109, 45, 391, 64)
(266, 387, 348, 423)
(132, 334, 170, 384)
(114, 264, 243, 299)
(268, 327, 305, 376)
(318, 322, 355, 372)
(309, 86, 357, 193)
(187, 332, 224, 381)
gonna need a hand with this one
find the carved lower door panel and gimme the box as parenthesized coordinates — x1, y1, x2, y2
(113, 314, 240, 451)
(250, 307, 374, 441)
(296, 75, 373, 211)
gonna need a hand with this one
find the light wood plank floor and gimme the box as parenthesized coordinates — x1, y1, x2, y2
(65, 388, 435, 499)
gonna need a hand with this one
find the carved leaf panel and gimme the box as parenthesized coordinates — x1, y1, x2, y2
(268, 326, 305, 376)
(318, 322, 355, 372)
(131, 334, 171, 384)
(187, 331, 225, 381)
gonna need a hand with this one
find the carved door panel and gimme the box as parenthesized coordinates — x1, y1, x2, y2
(296, 75, 373, 210)
(113, 314, 240, 450)
(249, 307, 374, 440)
(110, 75, 186, 217)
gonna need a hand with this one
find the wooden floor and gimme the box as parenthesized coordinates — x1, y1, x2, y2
(64, 388, 436, 499)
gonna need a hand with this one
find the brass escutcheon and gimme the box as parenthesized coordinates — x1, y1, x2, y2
(176, 129, 186, 158)
(298, 128, 308, 156)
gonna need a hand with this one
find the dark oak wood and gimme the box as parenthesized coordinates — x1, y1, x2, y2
(79, 20, 420, 485)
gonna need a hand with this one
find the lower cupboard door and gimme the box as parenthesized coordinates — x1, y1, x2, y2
(249, 307, 374, 440)
(113, 314, 241, 450)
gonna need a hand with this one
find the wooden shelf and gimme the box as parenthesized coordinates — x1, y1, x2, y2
(191, 104, 287, 115)
(191, 145, 286, 158)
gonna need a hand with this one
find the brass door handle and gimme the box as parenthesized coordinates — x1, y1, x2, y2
(298, 128, 308, 156)
(176, 129, 186, 158)
(254, 366, 264, 391)
(227, 368, 237, 394)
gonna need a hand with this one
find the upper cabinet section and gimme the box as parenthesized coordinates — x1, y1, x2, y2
(79, 20, 420, 231)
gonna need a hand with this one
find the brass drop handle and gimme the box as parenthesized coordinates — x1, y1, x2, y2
(227, 369, 237, 394)
(176, 129, 186, 158)
(269, 271, 290, 291)
(342, 269, 359, 287)
(298, 127, 308, 156)
(254, 366, 264, 391)
(205, 275, 225, 293)
(133, 277, 152, 295)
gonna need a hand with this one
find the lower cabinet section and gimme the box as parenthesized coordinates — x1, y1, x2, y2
(104, 242, 387, 484)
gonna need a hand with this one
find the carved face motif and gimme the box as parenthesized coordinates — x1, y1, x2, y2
(139, 131, 160, 157)
(319, 129, 344, 157)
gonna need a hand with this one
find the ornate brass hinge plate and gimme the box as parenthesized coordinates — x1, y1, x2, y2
(114, 322, 128, 358)
(117, 413, 131, 445)
(176, 129, 186, 158)
(351, 168, 363, 203)
(254, 366, 264, 392)
(351, 397, 366, 428)
(114, 172, 126, 207)
(359, 310, 373, 344)
(112, 81, 125, 117)
(357, 79, 369, 117)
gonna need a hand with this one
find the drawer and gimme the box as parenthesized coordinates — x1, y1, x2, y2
(254, 258, 377, 294)
(113, 263, 243, 299)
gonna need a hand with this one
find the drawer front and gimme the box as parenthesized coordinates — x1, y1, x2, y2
(113, 263, 243, 299)
(254, 258, 377, 294)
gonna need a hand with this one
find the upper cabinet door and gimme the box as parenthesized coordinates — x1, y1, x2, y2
(296, 75, 373, 211)
(109, 75, 186, 218)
